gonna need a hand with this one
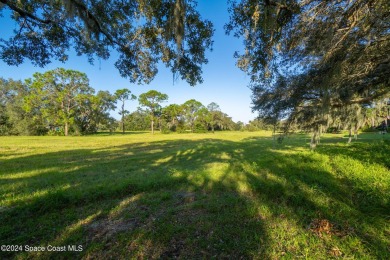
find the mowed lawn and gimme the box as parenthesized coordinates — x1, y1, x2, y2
(0, 131, 389, 259)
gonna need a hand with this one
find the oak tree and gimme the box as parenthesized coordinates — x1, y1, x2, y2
(0, 0, 214, 86)
(227, 0, 389, 147)
(25, 68, 94, 136)
(182, 99, 203, 132)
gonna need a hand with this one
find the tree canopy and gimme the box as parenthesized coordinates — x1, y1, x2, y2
(0, 0, 214, 85)
(115, 88, 136, 134)
(138, 90, 168, 134)
(25, 68, 94, 136)
(207, 102, 221, 132)
(227, 0, 389, 145)
(0, 68, 119, 136)
(1, 1, 388, 141)
(182, 99, 204, 132)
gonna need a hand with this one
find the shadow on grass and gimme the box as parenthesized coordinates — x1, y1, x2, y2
(91, 131, 150, 136)
(318, 138, 390, 169)
(0, 135, 389, 258)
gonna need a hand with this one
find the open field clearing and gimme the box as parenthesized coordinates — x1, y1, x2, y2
(0, 131, 389, 259)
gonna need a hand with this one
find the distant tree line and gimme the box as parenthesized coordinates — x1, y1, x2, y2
(125, 98, 241, 133)
(0, 69, 118, 136)
(0, 68, 256, 136)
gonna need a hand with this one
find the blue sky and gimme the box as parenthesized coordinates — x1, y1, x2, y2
(0, 1, 255, 123)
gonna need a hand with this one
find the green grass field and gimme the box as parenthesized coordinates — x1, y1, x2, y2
(0, 131, 389, 259)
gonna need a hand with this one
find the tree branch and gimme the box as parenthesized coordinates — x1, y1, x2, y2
(67, 0, 122, 47)
(264, 0, 287, 8)
(0, 0, 52, 24)
(298, 90, 390, 109)
(1, 0, 130, 52)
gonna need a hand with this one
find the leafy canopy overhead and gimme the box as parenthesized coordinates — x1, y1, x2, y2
(0, 0, 214, 86)
(227, 0, 389, 134)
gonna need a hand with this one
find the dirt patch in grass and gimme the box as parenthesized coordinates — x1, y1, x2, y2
(175, 191, 197, 204)
(160, 237, 185, 259)
(329, 246, 343, 257)
(308, 218, 355, 238)
(88, 218, 139, 242)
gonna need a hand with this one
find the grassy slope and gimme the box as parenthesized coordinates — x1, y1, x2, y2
(0, 131, 389, 259)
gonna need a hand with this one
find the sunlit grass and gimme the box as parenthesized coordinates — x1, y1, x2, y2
(0, 131, 389, 259)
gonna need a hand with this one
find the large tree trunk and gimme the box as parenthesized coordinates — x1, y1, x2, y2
(151, 119, 154, 134)
(310, 131, 318, 150)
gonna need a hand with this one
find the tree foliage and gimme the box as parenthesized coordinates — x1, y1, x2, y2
(1, 69, 243, 136)
(75, 90, 117, 134)
(0, 78, 42, 135)
(123, 99, 239, 133)
(227, 0, 390, 146)
(115, 88, 136, 134)
(182, 99, 204, 132)
(124, 108, 152, 131)
(0, 0, 214, 85)
(138, 90, 168, 134)
(0, 68, 117, 136)
(207, 102, 221, 132)
(161, 103, 184, 132)
(24, 68, 94, 135)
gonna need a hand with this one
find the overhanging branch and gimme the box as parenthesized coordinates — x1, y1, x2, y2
(297, 90, 390, 109)
(0, 0, 52, 24)
(1, 0, 129, 51)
